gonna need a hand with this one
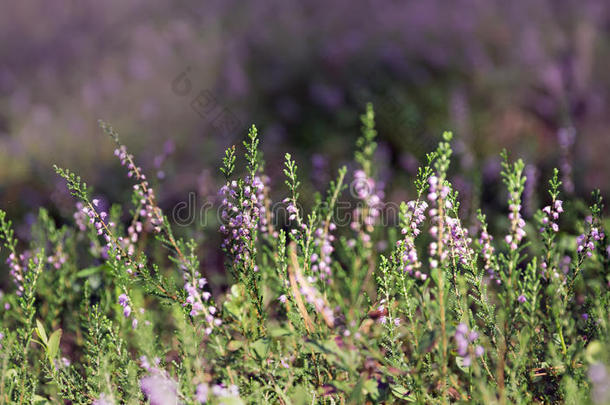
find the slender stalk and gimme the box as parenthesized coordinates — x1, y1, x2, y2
(437, 197, 448, 403)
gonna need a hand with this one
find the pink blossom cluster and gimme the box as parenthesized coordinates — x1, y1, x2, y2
(74, 203, 107, 258)
(79, 201, 110, 237)
(540, 200, 563, 233)
(427, 175, 451, 241)
(310, 223, 336, 283)
(589, 362, 610, 404)
(114, 145, 163, 233)
(397, 200, 427, 280)
(76, 199, 148, 263)
(46, 247, 67, 270)
(8, 244, 68, 296)
(577, 227, 604, 257)
(139, 356, 180, 405)
(124, 220, 144, 256)
(427, 175, 450, 205)
(195, 382, 240, 404)
(73, 202, 88, 232)
(300, 282, 334, 327)
(132, 184, 163, 234)
(377, 300, 400, 326)
(351, 170, 384, 243)
(427, 176, 474, 270)
(79, 201, 140, 273)
(427, 176, 452, 270)
(445, 216, 475, 267)
(118, 293, 138, 329)
(183, 275, 221, 335)
(505, 200, 526, 250)
(284, 198, 306, 238)
(478, 228, 498, 284)
(455, 323, 484, 367)
(219, 176, 267, 265)
(6, 251, 27, 296)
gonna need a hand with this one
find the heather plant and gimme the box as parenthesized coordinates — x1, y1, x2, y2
(0, 105, 609, 404)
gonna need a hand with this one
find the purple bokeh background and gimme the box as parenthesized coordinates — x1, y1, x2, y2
(1, 0, 609, 226)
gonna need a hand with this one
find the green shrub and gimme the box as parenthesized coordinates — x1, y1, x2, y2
(0, 105, 609, 404)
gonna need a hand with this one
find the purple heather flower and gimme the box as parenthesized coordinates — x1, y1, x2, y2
(196, 383, 209, 403)
(505, 199, 526, 249)
(427, 175, 475, 271)
(555, 200, 563, 213)
(455, 323, 482, 363)
(310, 222, 337, 282)
(590, 363, 608, 384)
(140, 374, 179, 405)
(219, 175, 269, 265)
(456, 337, 468, 356)
(350, 170, 384, 237)
(589, 363, 610, 404)
(540, 199, 563, 235)
(397, 200, 428, 280)
(518, 295, 527, 303)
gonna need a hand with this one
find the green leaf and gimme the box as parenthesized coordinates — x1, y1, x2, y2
(227, 340, 244, 351)
(4, 369, 18, 380)
(290, 385, 312, 405)
(47, 329, 62, 360)
(268, 327, 292, 338)
(36, 319, 48, 345)
(586, 340, 603, 364)
(250, 338, 270, 360)
(217, 398, 244, 405)
(390, 385, 414, 401)
(346, 377, 365, 404)
(363, 379, 380, 401)
(32, 395, 52, 405)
